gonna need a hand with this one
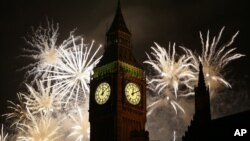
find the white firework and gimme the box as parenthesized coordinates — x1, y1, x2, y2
(0, 125, 8, 141)
(197, 27, 245, 90)
(4, 93, 30, 127)
(20, 20, 80, 84)
(68, 103, 90, 141)
(144, 42, 196, 98)
(147, 94, 185, 116)
(173, 130, 176, 141)
(45, 37, 102, 106)
(22, 79, 61, 115)
(144, 42, 196, 114)
(17, 111, 62, 141)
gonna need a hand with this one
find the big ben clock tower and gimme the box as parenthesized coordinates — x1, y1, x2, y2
(89, 0, 148, 141)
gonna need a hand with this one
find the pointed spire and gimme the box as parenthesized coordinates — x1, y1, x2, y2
(195, 62, 211, 120)
(107, 0, 131, 35)
(198, 62, 207, 89)
(118, 0, 121, 9)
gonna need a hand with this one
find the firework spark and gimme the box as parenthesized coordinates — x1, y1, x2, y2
(68, 104, 90, 141)
(144, 42, 196, 114)
(17, 111, 62, 141)
(22, 79, 61, 115)
(20, 20, 80, 84)
(196, 27, 245, 91)
(44, 37, 102, 106)
(0, 125, 8, 141)
(173, 130, 176, 141)
(4, 94, 29, 127)
(147, 93, 185, 116)
(145, 42, 196, 97)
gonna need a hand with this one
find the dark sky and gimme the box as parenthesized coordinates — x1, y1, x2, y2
(0, 0, 249, 123)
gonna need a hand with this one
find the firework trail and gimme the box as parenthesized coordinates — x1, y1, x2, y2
(43, 37, 102, 106)
(3, 94, 30, 127)
(184, 27, 245, 94)
(22, 79, 62, 115)
(0, 125, 8, 141)
(144, 42, 196, 114)
(17, 110, 62, 141)
(173, 130, 176, 141)
(147, 95, 185, 116)
(68, 104, 90, 141)
(20, 20, 81, 84)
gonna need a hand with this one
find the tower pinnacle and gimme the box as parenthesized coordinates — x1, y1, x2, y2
(198, 62, 206, 90)
(107, 0, 131, 35)
(195, 61, 211, 118)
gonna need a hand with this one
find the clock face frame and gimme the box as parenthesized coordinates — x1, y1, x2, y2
(125, 82, 141, 105)
(95, 82, 111, 105)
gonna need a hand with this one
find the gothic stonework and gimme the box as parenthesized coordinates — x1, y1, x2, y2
(89, 1, 148, 141)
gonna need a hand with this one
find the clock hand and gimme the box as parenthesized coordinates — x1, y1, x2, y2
(131, 87, 135, 95)
(101, 87, 107, 96)
(131, 90, 139, 96)
(102, 86, 109, 92)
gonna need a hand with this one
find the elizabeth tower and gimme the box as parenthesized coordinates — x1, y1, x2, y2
(89, 1, 147, 141)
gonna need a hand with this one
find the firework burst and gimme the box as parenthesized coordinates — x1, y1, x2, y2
(145, 42, 196, 97)
(44, 37, 102, 106)
(197, 27, 245, 91)
(144, 42, 196, 114)
(2, 19, 104, 141)
(20, 20, 80, 84)
(22, 79, 61, 115)
(4, 94, 30, 127)
(17, 111, 62, 141)
(68, 105, 90, 141)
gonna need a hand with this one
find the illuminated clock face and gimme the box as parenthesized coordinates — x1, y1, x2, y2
(95, 82, 111, 105)
(125, 82, 141, 105)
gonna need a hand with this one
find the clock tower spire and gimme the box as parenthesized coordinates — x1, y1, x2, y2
(89, 0, 148, 141)
(107, 0, 131, 35)
(98, 0, 140, 68)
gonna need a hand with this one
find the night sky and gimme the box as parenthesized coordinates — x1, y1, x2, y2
(0, 0, 249, 137)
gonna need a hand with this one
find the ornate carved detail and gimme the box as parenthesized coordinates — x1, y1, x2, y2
(93, 61, 144, 79)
